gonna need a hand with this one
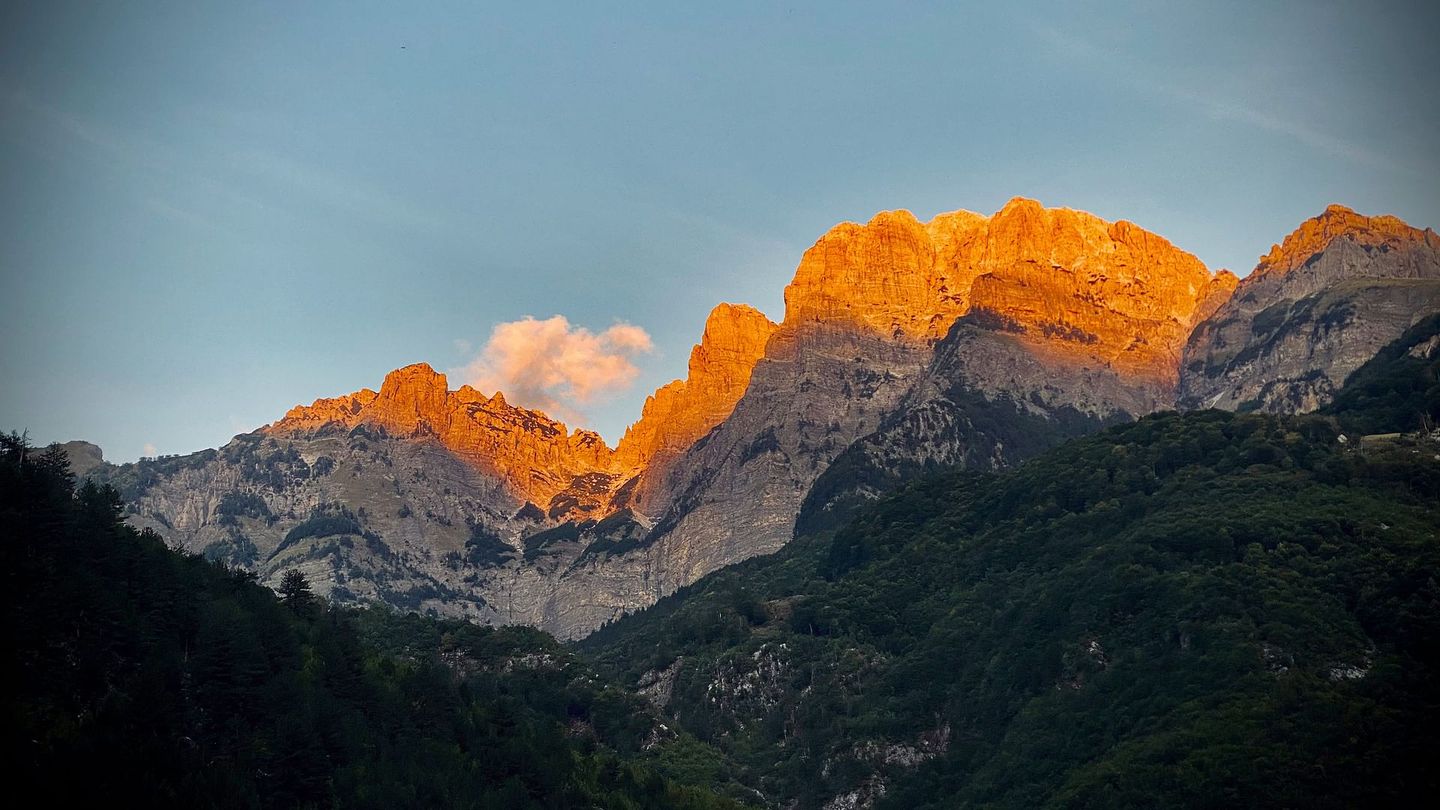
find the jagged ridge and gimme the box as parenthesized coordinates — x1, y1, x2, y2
(105, 199, 1439, 639)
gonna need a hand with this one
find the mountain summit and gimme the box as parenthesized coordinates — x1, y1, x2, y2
(1179, 204, 1440, 412)
(90, 200, 1439, 638)
(783, 197, 1233, 380)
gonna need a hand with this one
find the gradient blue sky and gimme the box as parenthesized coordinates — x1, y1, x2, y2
(3, 1, 1438, 461)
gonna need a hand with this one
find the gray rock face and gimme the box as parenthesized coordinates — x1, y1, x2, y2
(797, 319, 1147, 534)
(72, 203, 1440, 641)
(57, 440, 106, 477)
(1179, 206, 1440, 412)
(640, 324, 932, 571)
(482, 323, 935, 639)
(91, 429, 536, 623)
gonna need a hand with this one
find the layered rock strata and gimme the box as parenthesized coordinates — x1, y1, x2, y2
(1179, 205, 1440, 412)
(96, 199, 1439, 640)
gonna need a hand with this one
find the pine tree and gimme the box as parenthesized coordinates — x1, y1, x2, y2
(278, 569, 315, 614)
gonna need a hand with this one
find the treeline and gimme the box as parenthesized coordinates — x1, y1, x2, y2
(1, 434, 747, 809)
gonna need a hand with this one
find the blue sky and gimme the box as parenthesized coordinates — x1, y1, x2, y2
(2, 1, 1437, 461)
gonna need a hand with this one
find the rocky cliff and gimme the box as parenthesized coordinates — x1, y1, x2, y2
(613, 303, 778, 513)
(608, 199, 1233, 608)
(271, 363, 618, 509)
(783, 199, 1232, 382)
(89, 199, 1438, 639)
(1179, 205, 1440, 412)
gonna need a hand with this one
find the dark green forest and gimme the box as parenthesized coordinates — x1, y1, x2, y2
(581, 321, 1440, 808)
(1, 433, 749, 809)
(8, 317, 1440, 808)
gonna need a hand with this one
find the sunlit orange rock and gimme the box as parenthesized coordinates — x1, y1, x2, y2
(272, 198, 1240, 521)
(783, 208, 985, 339)
(1254, 204, 1440, 278)
(615, 303, 778, 468)
(783, 197, 1235, 381)
(269, 363, 618, 503)
(1179, 204, 1440, 411)
(275, 389, 378, 431)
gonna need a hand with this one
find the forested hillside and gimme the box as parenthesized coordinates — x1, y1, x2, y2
(582, 334, 1440, 808)
(9, 319, 1439, 809)
(1, 433, 750, 809)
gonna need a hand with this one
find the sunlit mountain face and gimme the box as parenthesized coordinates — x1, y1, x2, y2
(81, 200, 1440, 641)
(8, 4, 1440, 807)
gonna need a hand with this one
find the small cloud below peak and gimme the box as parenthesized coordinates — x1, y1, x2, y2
(456, 315, 654, 425)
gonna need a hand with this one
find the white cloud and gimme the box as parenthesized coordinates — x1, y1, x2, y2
(458, 315, 653, 424)
(142, 442, 158, 457)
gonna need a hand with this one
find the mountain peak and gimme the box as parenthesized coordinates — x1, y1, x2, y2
(380, 362, 446, 389)
(997, 195, 1045, 216)
(367, 363, 451, 433)
(1255, 205, 1438, 277)
(782, 198, 1225, 379)
(616, 302, 778, 468)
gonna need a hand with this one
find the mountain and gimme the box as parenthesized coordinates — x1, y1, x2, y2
(620, 199, 1234, 618)
(1, 434, 751, 808)
(579, 347, 1440, 808)
(1179, 204, 1440, 412)
(270, 362, 616, 509)
(89, 302, 778, 633)
(615, 303, 779, 473)
(23, 311, 1440, 808)
(81, 200, 1439, 639)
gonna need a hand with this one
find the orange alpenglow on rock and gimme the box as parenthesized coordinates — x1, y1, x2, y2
(1177, 203, 1440, 413)
(615, 303, 778, 468)
(1253, 204, 1440, 278)
(269, 363, 618, 503)
(267, 304, 779, 507)
(270, 197, 1245, 507)
(781, 197, 1237, 381)
(781, 208, 988, 340)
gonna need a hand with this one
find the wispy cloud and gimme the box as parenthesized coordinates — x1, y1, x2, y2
(1, 80, 448, 237)
(0, 81, 262, 232)
(229, 148, 448, 234)
(1031, 25, 1396, 171)
(456, 315, 654, 425)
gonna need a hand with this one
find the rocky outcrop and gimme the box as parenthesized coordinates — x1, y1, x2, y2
(58, 440, 107, 477)
(796, 320, 1139, 535)
(1179, 205, 1440, 412)
(99, 198, 1438, 641)
(517, 199, 1237, 637)
(782, 208, 984, 340)
(616, 304, 777, 469)
(86, 429, 525, 623)
(783, 199, 1233, 381)
(627, 322, 935, 590)
(271, 363, 619, 506)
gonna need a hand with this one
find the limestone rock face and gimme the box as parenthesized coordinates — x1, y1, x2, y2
(615, 303, 778, 471)
(511, 199, 1236, 638)
(1253, 204, 1438, 278)
(57, 440, 107, 477)
(1179, 205, 1440, 412)
(796, 320, 1150, 535)
(105, 198, 1437, 641)
(271, 363, 619, 506)
(784, 199, 1231, 381)
(965, 200, 1238, 382)
(94, 429, 542, 624)
(782, 208, 985, 340)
